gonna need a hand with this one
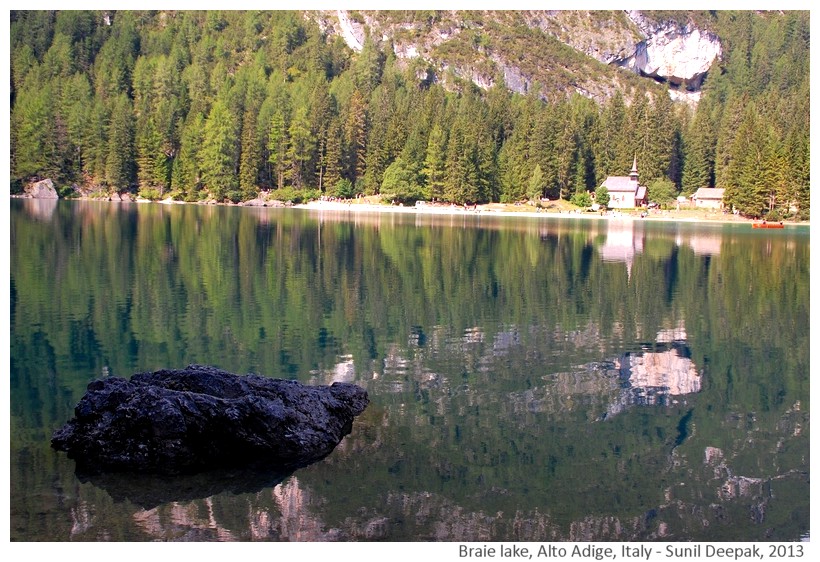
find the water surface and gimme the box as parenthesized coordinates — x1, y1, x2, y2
(10, 199, 809, 541)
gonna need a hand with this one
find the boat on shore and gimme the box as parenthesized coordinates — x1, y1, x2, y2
(752, 222, 785, 229)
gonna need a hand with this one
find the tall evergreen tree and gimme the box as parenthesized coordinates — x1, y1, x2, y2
(422, 123, 447, 201)
(199, 99, 238, 200)
(11, 78, 55, 180)
(171, 112, 205, 199)
(595, 90, 630, 181)
(105, 93, 135, 190)
(60, 72, 93, 179)
(135, 116, 163, 193)
(681, 106, 716, 194)
(286, 105, 316, 189)
(322, 117, 345, 192)
(345, 89, 368, 186)
(527, 164, 545, 201)
(267, 107, 290, 191)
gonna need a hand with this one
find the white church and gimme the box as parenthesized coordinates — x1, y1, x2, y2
(599, 157, 648, 209)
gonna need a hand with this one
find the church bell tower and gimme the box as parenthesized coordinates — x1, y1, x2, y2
(629, 156, 639, 183)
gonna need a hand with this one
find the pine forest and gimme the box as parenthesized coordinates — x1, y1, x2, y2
(9, 10, 810, 220)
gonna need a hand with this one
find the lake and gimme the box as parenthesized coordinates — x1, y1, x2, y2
(9, 198, 809, 541)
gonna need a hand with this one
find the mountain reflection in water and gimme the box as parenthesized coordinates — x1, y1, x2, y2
(10, 201, 809, 541)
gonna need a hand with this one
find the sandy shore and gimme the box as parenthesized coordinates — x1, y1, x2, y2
(294, 199, 808, 227)
(15, 194, 807, 227)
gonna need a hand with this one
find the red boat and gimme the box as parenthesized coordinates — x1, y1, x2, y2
(752, 222, 785, 229)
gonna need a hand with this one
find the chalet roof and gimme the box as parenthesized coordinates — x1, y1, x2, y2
(692, 187, 725, 200)
(635, 185, 647, 200)
(602, 176, 639, 192)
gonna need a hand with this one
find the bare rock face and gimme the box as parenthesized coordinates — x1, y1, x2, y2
(624, 11, 722, 89)
(25, 178, 59, 199)
(51, 365, 369, 474)
(632, 26, 721, 87)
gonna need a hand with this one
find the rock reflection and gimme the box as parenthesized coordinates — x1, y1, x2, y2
(132, 497, 239, 541)
(616, 345, 700, 405)
(107, 475, 343, 541)
(503, 322, 702, 421)
(615, 322, 701, 408)
(22, 197, 58, 220)
(262, 477, 343, 540)
(75, 465, 295, 509)
(70, 499, 95, 539)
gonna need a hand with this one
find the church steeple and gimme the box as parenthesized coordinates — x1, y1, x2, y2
(629, 155, 639, 183)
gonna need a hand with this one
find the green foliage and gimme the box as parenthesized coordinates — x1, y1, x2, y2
(105, 94, 135, 190)
(648, 178, 678, 204)
(268, 186, 320, 204)
(329, 178, 355, 199)
(11, 79, 55, 180)
(527, 164, 545, 201)
(56, 183, 76, 198)
(138, 186, 163, 201)
(571, 191, 592, 208)
(381, 156, 424, 204)
(199, 99, 238, 200)
(594, 184, 610, 207)
(422, 123, 447, 201)
(7, 10, 809, 215)
(764, 208, 783, 222)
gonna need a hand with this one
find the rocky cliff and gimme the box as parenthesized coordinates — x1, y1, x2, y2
(315, 10, 721, 104)
(623, 11, 721, 86)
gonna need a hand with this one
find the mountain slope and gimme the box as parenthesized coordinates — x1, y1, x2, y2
(314, 10, 722, 104)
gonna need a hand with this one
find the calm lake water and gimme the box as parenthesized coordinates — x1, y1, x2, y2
(9, 198, 809, 541)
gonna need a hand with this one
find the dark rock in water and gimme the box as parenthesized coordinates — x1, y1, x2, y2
(51, 364, 369, 474)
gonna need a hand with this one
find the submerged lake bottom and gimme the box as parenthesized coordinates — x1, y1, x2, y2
(10, 199, 810, 541)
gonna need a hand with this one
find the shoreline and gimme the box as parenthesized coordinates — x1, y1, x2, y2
(14, 195, 810, 227)
(293, 200, 809, 227)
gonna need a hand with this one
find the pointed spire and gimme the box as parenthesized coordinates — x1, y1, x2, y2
(630, 155, 639, 182)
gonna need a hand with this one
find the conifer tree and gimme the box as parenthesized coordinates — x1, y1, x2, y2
(105, 93, 135, 190)
(268, 108, 289, 190)
(42, 32, 74, 82)
(286, 105, 316, 189)
(527, 164, 545, 201)
(238, 64, 268, 199)
(60, 72, 93, 178)
(595, 90, 630, 181)
(529, 103, 560, 200)
(308, 79, 333, 191)
(498, 121, 530, 203)
(135, 116, 163, 193)
(345, 89, 368, 186)
(681, 106, 716, 194)
(86, 98, 109, 182)
(171, 112, 205, 199)
(422, 123, 447, 201)
(11, 79, 55, 180)
(239, 107, 261, 199)
(723, 105, 767, 217)
(322, 118, 344, 192)
(200, 99, 238, 200)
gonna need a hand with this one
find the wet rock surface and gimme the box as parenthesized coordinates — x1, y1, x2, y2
(52, 364, 369, 474)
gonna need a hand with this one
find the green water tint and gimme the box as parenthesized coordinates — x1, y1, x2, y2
(10, 199, 809, 541)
